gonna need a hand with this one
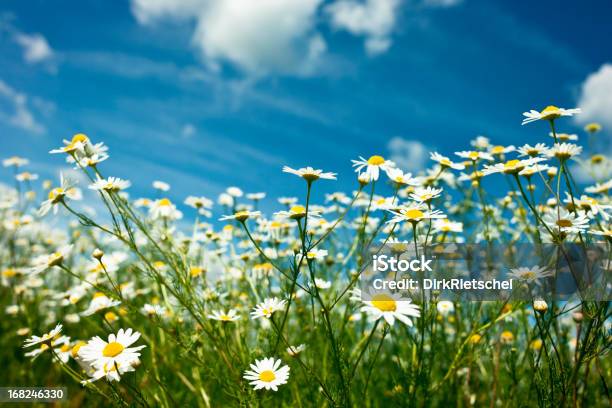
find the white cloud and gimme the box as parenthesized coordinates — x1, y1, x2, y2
(130, 0, 326, 76)
(0, 79, 45, 134)
(387, 136, 429, 172)
(14, 33, 53, 63)
(576, 63, 612, 130)
(326, 0, 401, 56)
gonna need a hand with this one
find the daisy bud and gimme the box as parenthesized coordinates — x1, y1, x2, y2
(572, 311, 583, 323)
(358, 173, 370, 186)
(92, 248, 104, 260)
(533, 300, 548, 313)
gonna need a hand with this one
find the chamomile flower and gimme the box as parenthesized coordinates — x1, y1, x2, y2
(286, 344, 305, 356)
(584, 123, 602, 133)
(274, 205, 320, 220)
(250, 298, 286, 319)
(29, 245, 73, 274)
(521, 105, 581, 125)
(78, 328, 145, 382)
(185, 196, 213, 215)
(455, 150, 494, 162)
(386, 168, 420, 186)
(432, 219, 463, 233)
(361, 292, 421, 326)
(3, 156, 29, 167)
(243, 357, 290, 391)
(152, 180, 170, 191)
(430, 152, 465, 170)
(546, 143, 582, 161)
(89, 177, 131, 192)
(297, 249, 328, 261)
(23, 324, 63, 348)
(585, 179, 612, 194)
(314, 278, 332, 289)
(517, 143, 550, 157)
(352, 155, 396, 181)
(149, 198, 183, 220)
(410, 186, 443, 203)
(282, 166, 337, 182)
(208, 309, 240, 322)
(481, 157, 546, 176)
(38, 173, 79, 216)
(81, 292, 121, 316)
(386, 204, 446, 224)
(542, 207, 590, 234)
(550, 132, 578, 142)
(219, 210, 261, 222)
(488, 145, 516, 156)
(436, 301, 454, 316)
(508, 266, 553, 285)
(50, 133, 91, 155)
(564, 193, 611, 220)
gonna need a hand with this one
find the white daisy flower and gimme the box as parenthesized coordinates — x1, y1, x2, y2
(282, 165, 337, 182)
(314, 278, 332, 289)
(219, 210, 261, 222)
(432, 219, 463, 233)
(508, 266, 553, 285)
(274, 205, 320, 220)
(81, 292, 121, 316)
(455, 150, 494, 162)
(585, 179, 612, 194)
(243, 357, 290, 391)
(149, 198, 183, 220)
(29, 245, 73, 275)
(564, 194, 611, 220)
(386, 168, 420, 186)
(481, 157, 547, 176)
(410, 186, 443, 203)
(436, 301, 454, 316)
(542, 207, 590, 234)
(152, 180, 170, 191)
(386, 204, 446, 224)
(141, 303, 167, 317)
(488, 145, 516, 156)
(546, 143, 582, 161)
(522, 105, 581, 125)
(78, 328, 146, 383)
(250, 298, 286, 319)
(23, 324, 63, 348)
(49, 133, 91, 155)
(89, 177, 131, 192)
(430, 152, 465, 170)
(3, 156, 29, 167)
(361, 292, 421, 326)
(286, 344, 305, 356)
(550, 132, 578, 141)
(246, 192, 266, 200)
(352, 155, 396, 181)
(518, 143, 550, 157)
(208, 309, 240, 322)
(297, 249, 328, 261)
(38, 173, 80, 216)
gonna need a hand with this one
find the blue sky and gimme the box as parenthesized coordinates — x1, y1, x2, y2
(1, 0, 611, 214)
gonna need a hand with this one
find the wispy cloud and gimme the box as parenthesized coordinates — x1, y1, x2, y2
(387, 136, 430, 172)
(14, 33, 53, 64)
(0, 79, 46, 134)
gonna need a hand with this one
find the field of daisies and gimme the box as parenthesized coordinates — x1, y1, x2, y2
(1, 105, 610, 407)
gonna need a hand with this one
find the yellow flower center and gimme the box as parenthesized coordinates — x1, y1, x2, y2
(259, 370, 276, 382)
(48, 187, 65, 202)
(102, 342, 124, 357)
(503, 159, 521, 169)
(290, 205, 306, 214)
(71, 341, 86, 358)
(556, 219, 573, 228)
(190, 266, 203, 277)
(371, 294, 397, 312)
(2, 268, 17, 278)
(367, 155, 385, 166)
(468, 151, 479, 160)
(440, 158, 452, 166)
(540, 105, 560, 118)
(521, 271, 536, 280)
(403, 209, 425, 220)
(491, 146, 505, 154)
(71, 133, 89, 144)
(93, 292, 106, 299)
(219, 315, 232, 321)
(158, 198, 171, 206)
(591, 154, 605, 164)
